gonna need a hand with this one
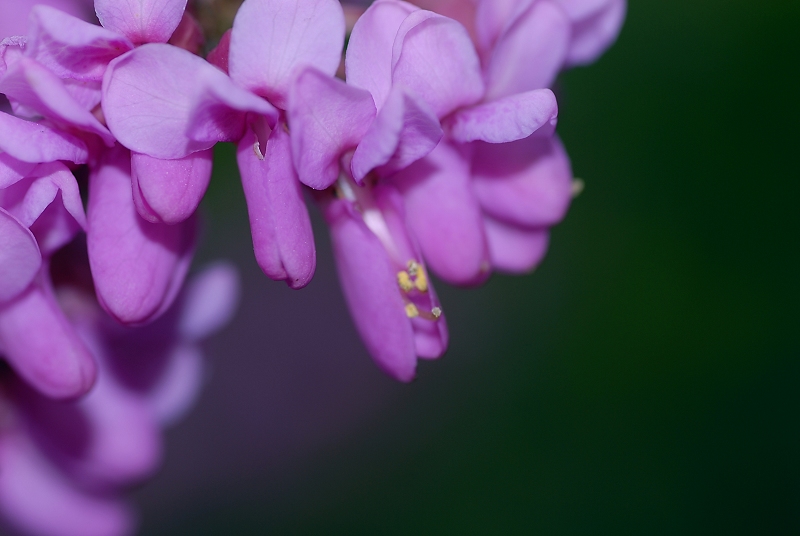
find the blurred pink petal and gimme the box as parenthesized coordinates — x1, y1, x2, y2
(0, 276, 96, 399)
(144, 344, 204, 427)
(483, 215, 551, 273)
(228, 0, 345, 109)
(0, 432, 134, 536)
(0, 208, 41, 302)
(0, 154, 35, 190)
(237, 125, 316, 289)
(483, 0, 571, 100)
(0, 112, 89, 164)
(472, 135, 573, 228)
(131, 150, 213, 224)
(95, 0, 187, 45)
(178, 262, 240, 341)
(447, 88, 558, 143)
(558, 0, 626, 66)
(287, 67, 376, 190)
(351, 87, 442, 182)
(87, 146, 197, 325)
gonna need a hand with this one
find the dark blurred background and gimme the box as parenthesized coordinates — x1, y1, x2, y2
(134, 0, 800, 533)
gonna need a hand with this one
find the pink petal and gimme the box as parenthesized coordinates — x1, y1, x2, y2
(1, 36, 28, 77)
(473, 0, 533, 53)
(0, 0, 94, 38)
(0, 208, 41, 302)
(207, 29, 231, 73)
(0, 57, 115, 144)
(446, 88, 557, 143)
(351, 87, 442, 183)
(0, 153, 36, 189)
(27, 5, 133, 82)
(0, 112, 89, 164)
(228, 0, 345, 110)
(483, 215, 550, 273)
(559, 0, 626, 66)
(87, 145, 197, 325)
(0, 432, 134, 536)
(95, 0, 188, 44)
(102, 44, 275, 159)
(483, 0, 571, 100)
(167, 11, 204, 54)
(237, 124, 316, 289)
(472, 135, 573, 228)
(0, 277, 97, 399)
(409, 0, 477, 40)
(392, 141, 490, 286)
(322, 195, 417, 381)
(145, 344, 204, 427)
(131, 150, 212, 224)
(345, 0, 417, 110)
(287, 67, 376, 190)
(391, 9, 484, 118)
(178, 261, 240, 341)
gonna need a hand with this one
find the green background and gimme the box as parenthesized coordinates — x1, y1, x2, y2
(137, 1, 800, 534)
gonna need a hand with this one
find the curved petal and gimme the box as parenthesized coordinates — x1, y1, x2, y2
(392, 141, 490, 286)
(287, 67, 376, 190)
(474, 0, 533, 53)
(0, 432, 134, 536)
(103, 44, 275, 159)
(131, 150, 212, 224)
(483, 215, 550, 273)
(351, 87, 442, 182)
(87, 145, 197, 325)
(0, 112, 88, 164)
(228, 0, 345, 109)
(472, 135, 573, 228)
(145, 344, 204, 427)
(95, 0, 187, 45)
(0, 208, 41, 302)
(178, 261, 240, 341)
(0, 161, 87, 255)
(323, 195, 417, 381)
(27, 5, 133, 82)
(0, 277, 97, 400)
(346, 0, 417, 110)
(484, 0, 571, 100)
(409, 0, 477, 40)
(559, 0, 626, 66)
(446, 88, 557, 143)
(0, 36, 26, 77)
(237, 125, 316, 289)
(0, 153, 36, 189)
(391, 9, 485, 118)
(0, 57, 115, 144)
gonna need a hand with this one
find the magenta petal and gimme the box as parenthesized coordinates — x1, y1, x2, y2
(345, 0, 417, 110)
(0, 278, 96, 399)
(88, 146, 197, 325)
(0, 153, 36, 189)
(559, 0, 626, 66)
(146, 345, 204, 426)
(484, 215, 550, 273)
(0, 36, 27, 77)
(392, 9, 484, 118)
(27, 5, 133, 81)
(237, 125, 316, 289)
(95, 0, 187, 44)
(323, 196, 417, 381)
(472, 136, 573, 228)
(229, 0, 345, 109)
(351, 87, 442, 182)
(287, 67, 376, 190)
(392, 142, 490, 286)
(0, 432, 134, 536)
(484, 0, 571, 100)
(131, 150, 212, 224)
(447, 88, 558, 143)
(0, 112, 88, 164)
(0, 209, 41, 302)
(103, 44, 275, 159)
(0, 57, 115, 144)
(178, 262, 240, 341)
(0, 162, 87, 256)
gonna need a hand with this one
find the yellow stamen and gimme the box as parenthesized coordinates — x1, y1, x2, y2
(397, 271, 413, 292)
(405, 303, 420, 318)
(414, 268, 428, 293)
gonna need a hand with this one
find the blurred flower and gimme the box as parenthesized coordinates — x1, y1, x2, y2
(0, 257, 239, 536)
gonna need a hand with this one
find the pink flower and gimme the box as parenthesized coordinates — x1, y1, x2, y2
(0, 258, 239, 536)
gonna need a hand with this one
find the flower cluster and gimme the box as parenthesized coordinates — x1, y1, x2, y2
(0, 0, 623, 533)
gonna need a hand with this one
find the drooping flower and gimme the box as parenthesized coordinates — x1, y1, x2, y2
(0, 257, 239, 536)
